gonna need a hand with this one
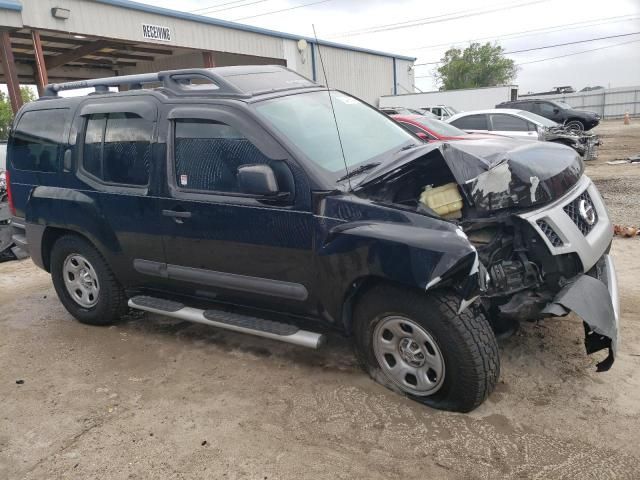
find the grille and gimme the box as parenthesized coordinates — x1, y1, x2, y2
(537, 219, 563, 247)
(564, 191, 598, 236)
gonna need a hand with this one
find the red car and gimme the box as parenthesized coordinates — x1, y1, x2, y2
(391, 114, 496, 142)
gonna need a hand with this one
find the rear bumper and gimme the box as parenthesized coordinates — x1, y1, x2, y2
(542, 254, 620, 371)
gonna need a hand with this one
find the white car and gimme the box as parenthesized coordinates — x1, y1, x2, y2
(422, 105, 459, 120)
(445, 108, 555, 139)
(446, 108, 601, 159)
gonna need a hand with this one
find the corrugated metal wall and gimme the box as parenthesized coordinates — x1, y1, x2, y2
(523, 86, 640, 118)
(315, 45, 395, 105)
(20, 0, 285, 59)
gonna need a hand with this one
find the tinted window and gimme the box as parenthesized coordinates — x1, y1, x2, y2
(490, 114, 530, 131)
(82, 113, 152, 186)
(451, 114, 488, 130)
(174, 119, 271, 193)
(10, 109, 67, 172)
(537, 102, 557, 116)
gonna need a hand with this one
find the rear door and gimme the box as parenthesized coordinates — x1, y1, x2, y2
(488, 113, 537, 138)
(71, 97, 167, 285)
(157, 105, 316, 314)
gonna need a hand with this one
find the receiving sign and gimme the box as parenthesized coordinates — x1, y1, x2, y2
(142, 24, 172, 42)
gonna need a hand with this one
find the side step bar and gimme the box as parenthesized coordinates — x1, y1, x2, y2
(128, 296, 325, 349)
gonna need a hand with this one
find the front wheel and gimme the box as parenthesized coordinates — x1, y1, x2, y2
(50, 235, 128, 326)
(565, 120, 585, 132)
(354, 285, 499, 412)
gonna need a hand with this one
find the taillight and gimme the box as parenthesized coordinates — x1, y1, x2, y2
(5, 170, 15, 216)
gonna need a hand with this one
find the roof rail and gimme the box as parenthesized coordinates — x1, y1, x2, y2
(43, 68, 249, 98)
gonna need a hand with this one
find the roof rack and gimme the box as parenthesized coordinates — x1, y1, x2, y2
(42, 68, 251, 98)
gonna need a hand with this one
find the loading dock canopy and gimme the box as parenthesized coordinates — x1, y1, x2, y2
(0, 0, 415, 113)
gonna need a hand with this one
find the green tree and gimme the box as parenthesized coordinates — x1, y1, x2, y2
(437, 42, 517, 90)
(0, 87, 37, 140)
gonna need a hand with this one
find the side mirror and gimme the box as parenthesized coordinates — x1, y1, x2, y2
(237, 164, 280, 196)
(416, 132, 429, 141)
(553, 108, 560, 114)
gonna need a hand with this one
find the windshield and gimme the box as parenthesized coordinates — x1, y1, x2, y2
(255, 91, 415, 178)
(553, 101, 572, 110)
(517, 110, 559, 127)
(413, 116, 468, 137)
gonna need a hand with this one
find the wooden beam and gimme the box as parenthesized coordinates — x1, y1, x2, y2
(11, 32, 173, 55)
(31, 31, 48, 96)
(46, 39, 115, 69)
(0, 32, 22, 114)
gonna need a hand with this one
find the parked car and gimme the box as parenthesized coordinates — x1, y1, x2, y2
(421, 105, 459, 120)
(380, 106, 437, 117)
(0, 169, 25, 261)
(496, 99, 600, 132)
(392, 114, 498, 141)
(447, 109, 601, 160)
(7, 66, 619, 412)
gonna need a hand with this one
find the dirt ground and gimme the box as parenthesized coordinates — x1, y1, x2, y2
(2, 121, 640, 479)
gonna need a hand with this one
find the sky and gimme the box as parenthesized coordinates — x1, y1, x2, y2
(135, 0, 640, 93)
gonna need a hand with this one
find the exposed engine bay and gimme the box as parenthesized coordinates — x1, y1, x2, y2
(544, 125, 601, 161)
(355, 139, 618, 370)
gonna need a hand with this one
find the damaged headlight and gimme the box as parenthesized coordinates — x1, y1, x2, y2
(536, 126, 546, 141)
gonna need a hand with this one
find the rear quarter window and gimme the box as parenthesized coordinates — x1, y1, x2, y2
(10, 109, 68, 172)
(451, 114, 487, 130)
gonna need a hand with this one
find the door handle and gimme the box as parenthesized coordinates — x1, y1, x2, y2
(162, 209, 192, 219)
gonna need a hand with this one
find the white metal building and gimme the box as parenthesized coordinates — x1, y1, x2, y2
(0, 0, 415, 112)
(380, 85, 518, 113)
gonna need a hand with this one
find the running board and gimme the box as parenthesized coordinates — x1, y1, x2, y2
(128, 296, 325, 349)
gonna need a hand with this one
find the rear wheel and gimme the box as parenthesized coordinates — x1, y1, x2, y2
(354, 285, 499, 412)
(50, 235, 128, 325)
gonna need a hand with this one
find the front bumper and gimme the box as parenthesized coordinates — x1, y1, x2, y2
(542, 254, 620, 371)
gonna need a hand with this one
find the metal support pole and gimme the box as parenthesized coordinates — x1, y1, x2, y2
(202, 51, 215, 68)
(31, 30, 48, 97)
(0, 31, 22, 114)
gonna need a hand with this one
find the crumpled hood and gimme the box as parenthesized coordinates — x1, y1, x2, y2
(356, 138, 583, 213)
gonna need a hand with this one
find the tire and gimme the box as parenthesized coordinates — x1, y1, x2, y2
(565, 120, 584, 132)
(353, 285, 499, 412)
(50, 235, 128, 326)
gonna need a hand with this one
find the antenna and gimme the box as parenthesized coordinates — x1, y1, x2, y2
(312, 25, 351, 189)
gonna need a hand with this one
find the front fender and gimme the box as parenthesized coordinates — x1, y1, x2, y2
(317, 220, 480, 322)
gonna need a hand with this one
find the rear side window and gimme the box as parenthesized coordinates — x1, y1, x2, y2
(10, 109, 67, 172)
(490, 114, 529, 132)
(82, 113, 153, 186)
(174, 119, 270, 193)
(451, 114, 487, 130)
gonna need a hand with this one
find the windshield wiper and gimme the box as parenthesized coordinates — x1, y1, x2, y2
(337, 162, 381, 182)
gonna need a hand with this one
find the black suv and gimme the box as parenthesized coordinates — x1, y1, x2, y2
(496, 99, 600, 132)
(6, 66, 619, 412)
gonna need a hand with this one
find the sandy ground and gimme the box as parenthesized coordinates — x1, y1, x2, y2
(588, 120, 640, 226)
(1, 121, 640, 479)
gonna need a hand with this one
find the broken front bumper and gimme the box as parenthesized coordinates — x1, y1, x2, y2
(542, 254, 620, 371)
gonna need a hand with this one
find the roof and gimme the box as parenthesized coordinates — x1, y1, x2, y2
(42, 65, 325, 100)
(92, 0, 416, 62)
(0, 0, 21, 11)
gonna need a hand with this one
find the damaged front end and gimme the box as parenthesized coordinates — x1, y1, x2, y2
(354, 139, 619, 370)
(543, 126, 601, 161)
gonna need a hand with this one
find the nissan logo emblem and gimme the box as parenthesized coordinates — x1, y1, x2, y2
(578, 199, 596, 226)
